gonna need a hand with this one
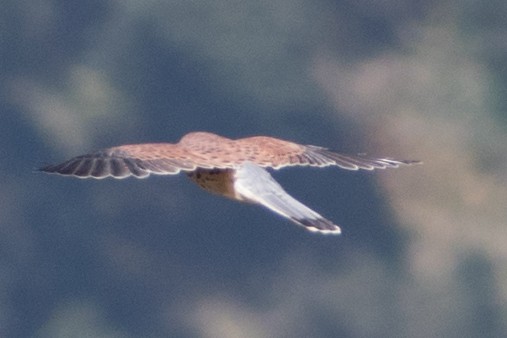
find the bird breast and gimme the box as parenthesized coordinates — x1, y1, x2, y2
(186, 168, 239, 200)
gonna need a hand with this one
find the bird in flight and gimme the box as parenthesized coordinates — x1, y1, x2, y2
(40, 131, 420, 234)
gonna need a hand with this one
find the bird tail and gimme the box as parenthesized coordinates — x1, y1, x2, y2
(233, 162, 341, 234)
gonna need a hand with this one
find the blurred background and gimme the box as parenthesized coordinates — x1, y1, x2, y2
(2, 0, 507, 337)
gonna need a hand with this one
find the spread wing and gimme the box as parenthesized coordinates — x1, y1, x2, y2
(233, 162, 341, 234)
(38, 143, 208, 179)
(235, 136, 421, 170)
(39, 132, 420, 179)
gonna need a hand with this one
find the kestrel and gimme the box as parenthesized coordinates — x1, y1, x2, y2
(40, 131, 420, 234)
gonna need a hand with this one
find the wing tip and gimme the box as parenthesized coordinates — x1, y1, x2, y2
(304, 146, 422, 171)
(38, 165, 130, 179)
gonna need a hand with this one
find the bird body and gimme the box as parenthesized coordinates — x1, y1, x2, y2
(40, 131, 420, 234)
(187, 168, 239, 200)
